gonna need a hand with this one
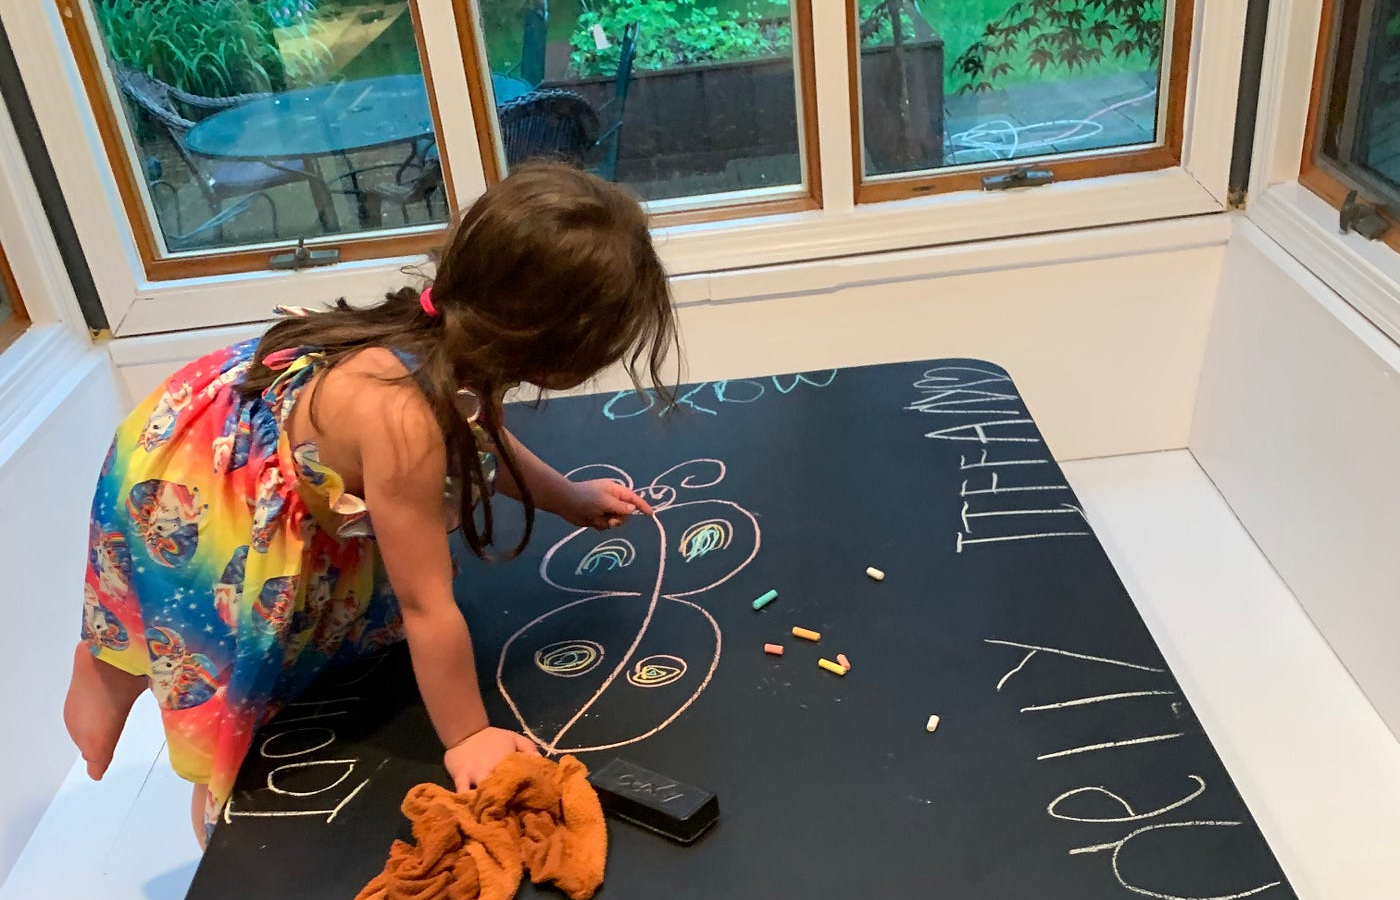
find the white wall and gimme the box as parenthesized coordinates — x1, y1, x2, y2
(112, 217, 1229, 461)
(0, 349, 125, 881)
(1192, 220, 1400, 739)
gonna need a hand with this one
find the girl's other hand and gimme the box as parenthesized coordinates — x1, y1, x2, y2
(562, 479, 654, 529)
(443, 727, 540, 792)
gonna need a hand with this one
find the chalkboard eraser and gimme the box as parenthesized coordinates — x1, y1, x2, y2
(587, 758, 719, 844)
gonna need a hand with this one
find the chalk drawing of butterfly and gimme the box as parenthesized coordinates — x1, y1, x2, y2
(496, 459, 759, 754)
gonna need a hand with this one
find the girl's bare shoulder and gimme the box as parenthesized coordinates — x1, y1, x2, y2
(305, 348, 430, 438)
(319, 348, 414, 405)
(331, 348, 439, 442)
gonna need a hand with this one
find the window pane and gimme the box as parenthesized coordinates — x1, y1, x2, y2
(92, 0, 448, 253)
(857, 0, 1168, 177)
(0, 241, 22, 345)
(0, 271, 13, 328)
(474, 0, 806, 203)
(1320, 0, 1400, 205)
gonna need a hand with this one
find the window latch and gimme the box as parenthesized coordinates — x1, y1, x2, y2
(270, 238, 340, 271)
(1339, 190, 1392, 241)
(982, 165, 1054, 191)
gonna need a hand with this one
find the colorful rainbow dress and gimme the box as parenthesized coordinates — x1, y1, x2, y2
(81, 340, 471, 833)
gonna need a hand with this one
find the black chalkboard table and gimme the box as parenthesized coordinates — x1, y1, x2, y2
(188, 360, 1296, 900)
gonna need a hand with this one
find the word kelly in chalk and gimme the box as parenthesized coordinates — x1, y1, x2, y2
(988, 637, 1286, 900)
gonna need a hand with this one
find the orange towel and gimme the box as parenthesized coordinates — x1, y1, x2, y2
(356, 753, 607, 900)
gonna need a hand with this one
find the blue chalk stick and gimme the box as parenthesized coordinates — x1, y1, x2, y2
(752, 589, 778, 610)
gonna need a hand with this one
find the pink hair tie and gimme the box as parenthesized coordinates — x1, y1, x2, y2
(419, 288, 438, 318)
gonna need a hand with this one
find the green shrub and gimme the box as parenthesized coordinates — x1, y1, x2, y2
(950, 0, 1165, 94)
(567, 1, 926, 77)
(569, 1, 790, 76)
(96, 0, 330, 98)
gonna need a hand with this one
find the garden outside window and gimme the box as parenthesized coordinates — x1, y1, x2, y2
(61, 0, 453, 278)
(455, 0, 823, 225)
(848, 0, 1194, 202)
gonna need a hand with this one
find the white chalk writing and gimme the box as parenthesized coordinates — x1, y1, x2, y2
(222, 659, 390, 825)
(604, 370, 837, 420)
(906, 367, 1089, 552)
(1050, 777, 1207, 824)
(987, 638, 1285, 900)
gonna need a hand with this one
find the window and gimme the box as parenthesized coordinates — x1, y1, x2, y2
(26, 0, 1237, 329)
(1302, 0, 1400, 253)
(847, 0, 1193, 201)
(0, 238, 26, 351)
(456, 0, 822, 222)
(62, 0, 453, 277)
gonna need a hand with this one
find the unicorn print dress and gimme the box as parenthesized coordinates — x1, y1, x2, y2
(81, 339, 488, 834)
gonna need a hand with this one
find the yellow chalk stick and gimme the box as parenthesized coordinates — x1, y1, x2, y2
(764, 643, 784, 656)
(836, 653, 851, 671)
(792, 626, 821, 642)
(819, 658, 847, 676)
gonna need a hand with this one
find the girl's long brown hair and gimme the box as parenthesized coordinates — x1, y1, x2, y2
(239, 162, 677, 560)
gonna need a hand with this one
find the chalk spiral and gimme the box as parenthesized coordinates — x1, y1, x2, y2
(535, 640, 605, 677)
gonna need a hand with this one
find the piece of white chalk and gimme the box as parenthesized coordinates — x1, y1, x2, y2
(925, 714, 940, 733)
(866, 567, 885, 581)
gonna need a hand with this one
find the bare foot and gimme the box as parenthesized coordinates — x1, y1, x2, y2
(63, 643, 147, 780)
(191, 783, 210, 850)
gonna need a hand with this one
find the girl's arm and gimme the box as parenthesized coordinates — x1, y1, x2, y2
(489, 426, 580, 514)
(356, 381, 536, 788)
(490, 425, 654, 527)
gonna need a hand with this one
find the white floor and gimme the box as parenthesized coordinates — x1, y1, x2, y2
(3, 450, 1398, 900)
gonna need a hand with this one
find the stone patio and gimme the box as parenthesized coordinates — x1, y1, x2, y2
(941, 70, 1160, 167)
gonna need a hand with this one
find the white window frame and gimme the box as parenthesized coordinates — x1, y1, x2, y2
(1245, 0, 1400, 345)
(0, 57, 95, 446)
(2, 0, 1245, 338)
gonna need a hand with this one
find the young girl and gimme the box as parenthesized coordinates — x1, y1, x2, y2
(63, 163, 677, 843)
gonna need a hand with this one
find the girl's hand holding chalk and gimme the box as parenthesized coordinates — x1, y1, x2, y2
(562, 479, 654, 530)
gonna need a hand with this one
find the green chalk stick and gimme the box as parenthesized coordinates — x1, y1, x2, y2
(752, 589, 778, 610)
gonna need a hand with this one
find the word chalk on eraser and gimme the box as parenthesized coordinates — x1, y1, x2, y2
(752, 589, 778, 611)
(866, 567, 885, 581)
(588, 758, 719, 844)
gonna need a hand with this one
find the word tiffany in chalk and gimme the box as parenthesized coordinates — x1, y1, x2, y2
(904, 366, 1089, 553)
